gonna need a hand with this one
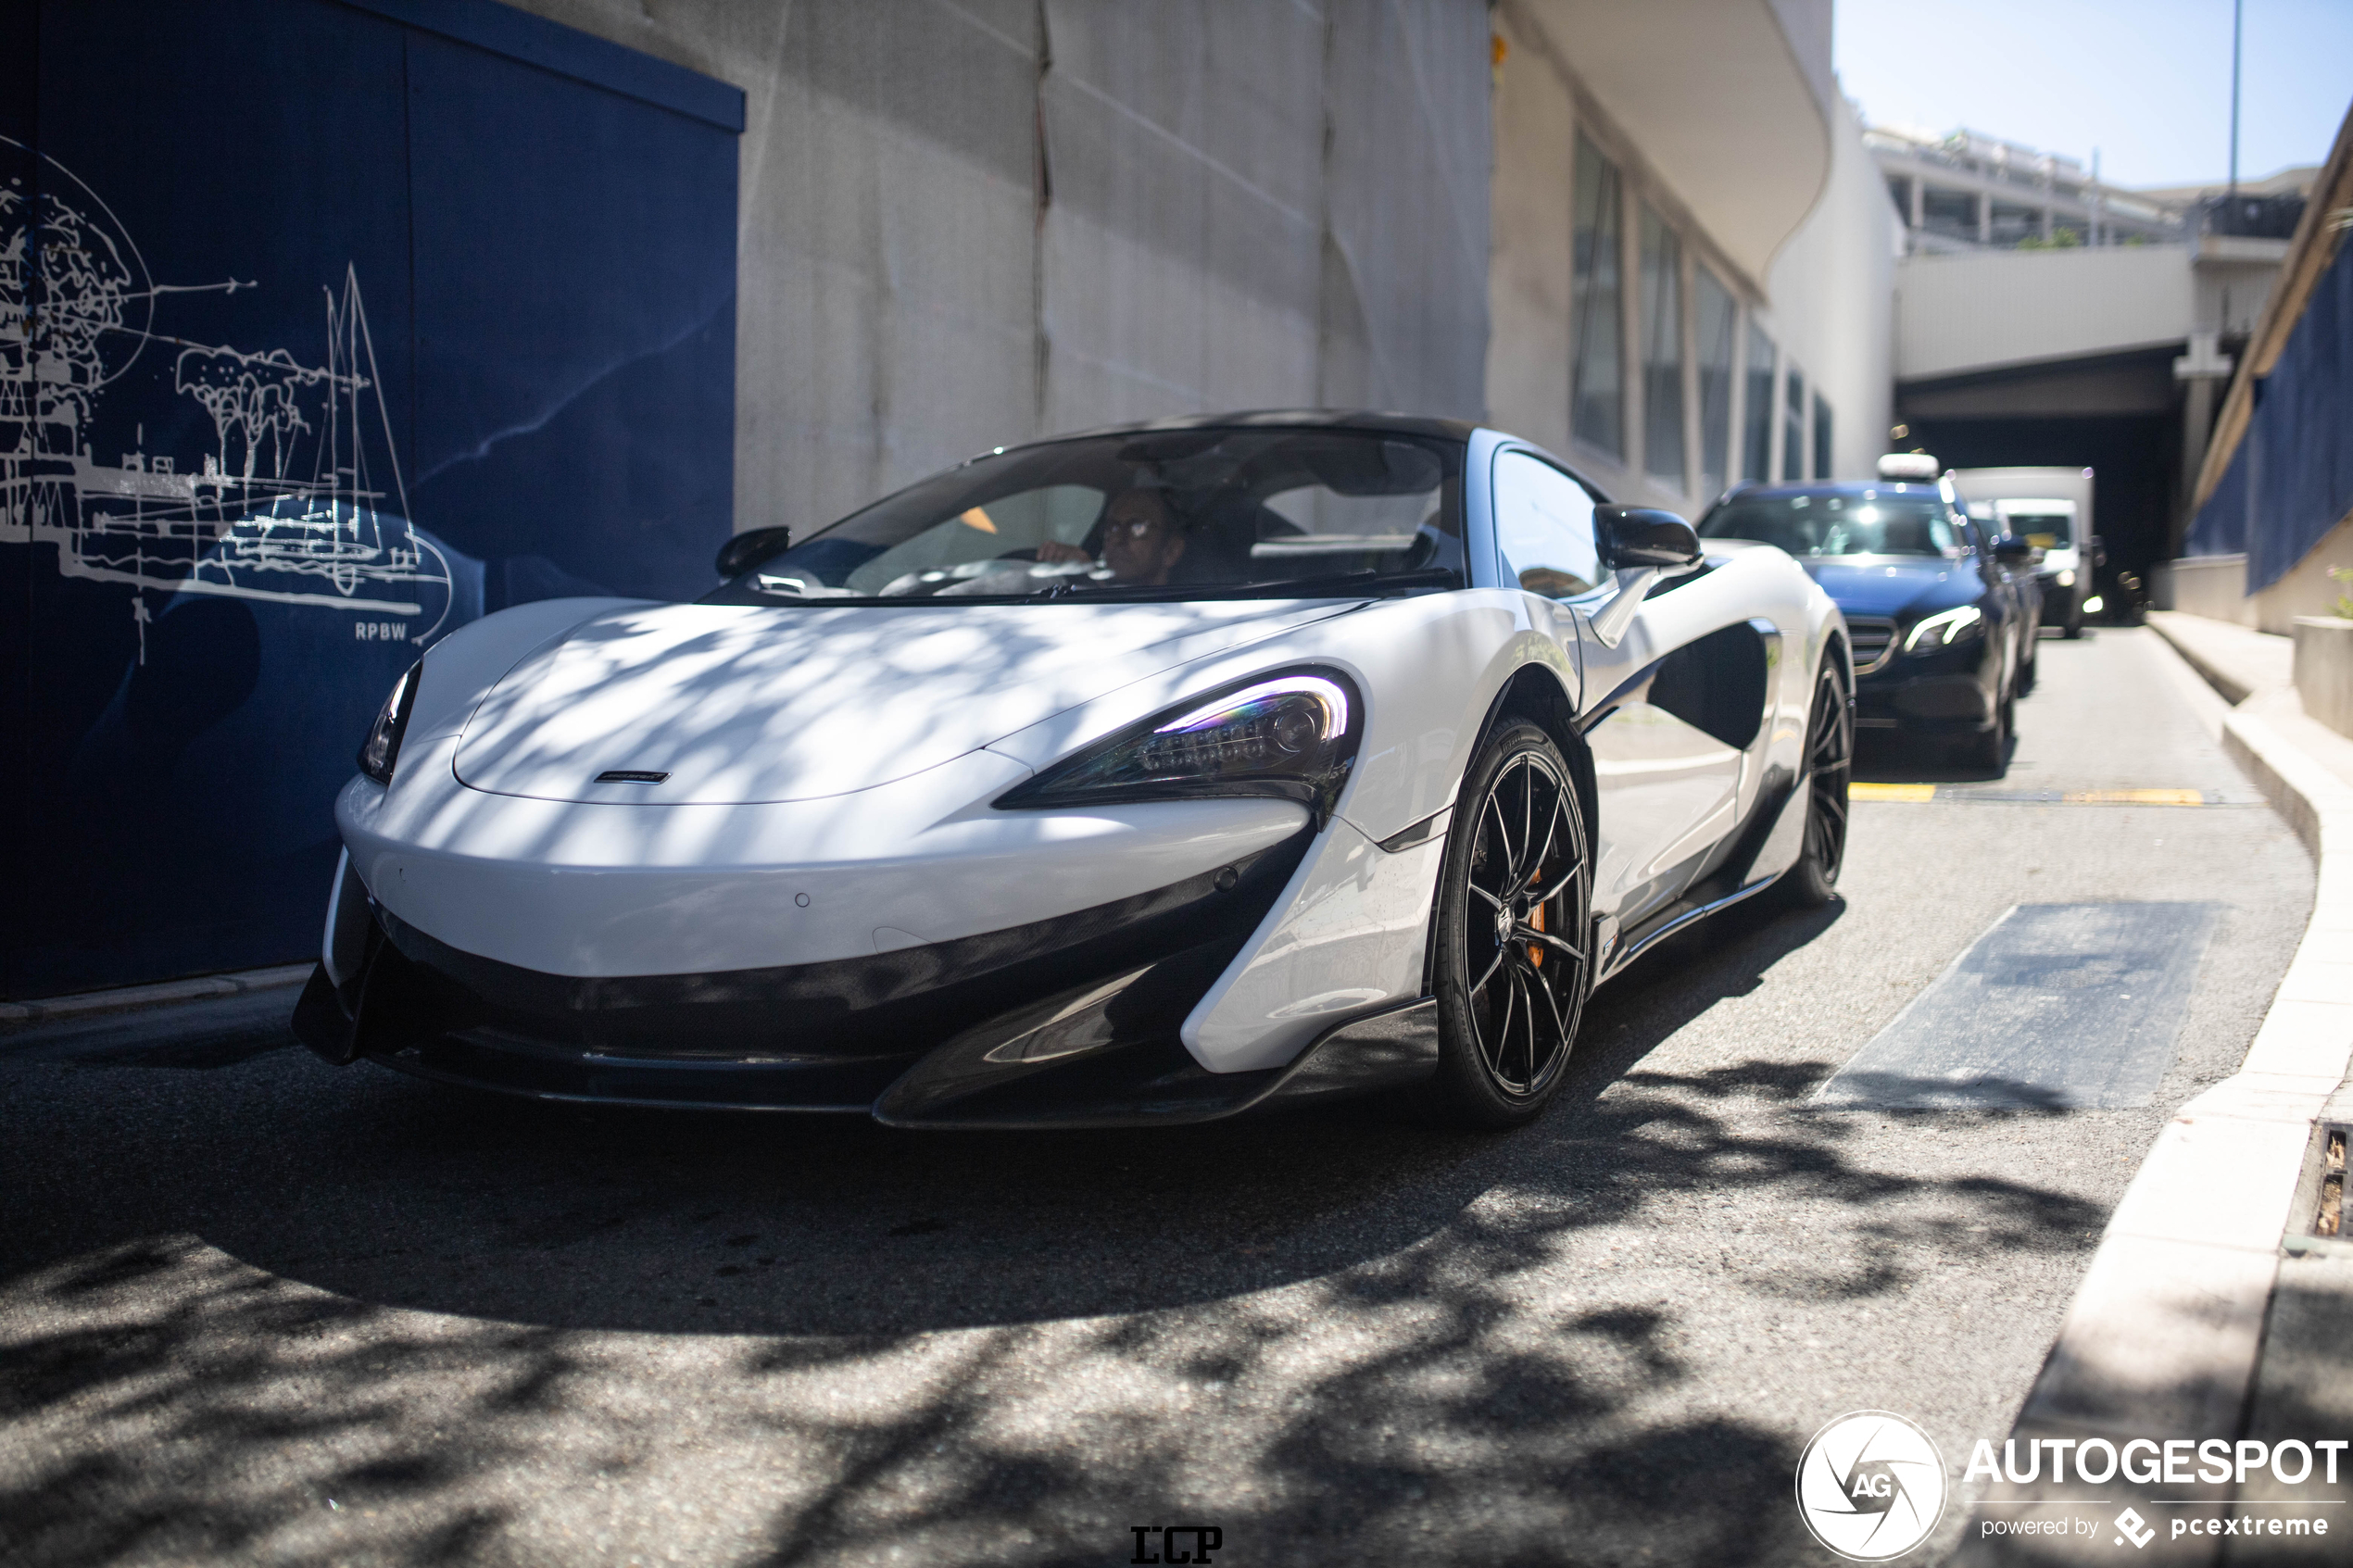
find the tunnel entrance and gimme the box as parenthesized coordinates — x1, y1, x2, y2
(1898, 345, 2189, 609)
(1906, 412, 2181, 584)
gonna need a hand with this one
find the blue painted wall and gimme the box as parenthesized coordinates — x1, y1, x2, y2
(2, 0, 739, 996)
(2185, 237, 2353, 590)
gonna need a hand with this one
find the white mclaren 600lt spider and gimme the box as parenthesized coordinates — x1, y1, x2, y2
(296, 413, 1853, 1130)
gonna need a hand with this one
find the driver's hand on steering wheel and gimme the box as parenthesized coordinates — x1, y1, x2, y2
(1032, 540, 1094, 565)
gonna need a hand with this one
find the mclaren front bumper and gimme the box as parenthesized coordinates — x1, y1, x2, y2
(293, 829, 1441, 1128)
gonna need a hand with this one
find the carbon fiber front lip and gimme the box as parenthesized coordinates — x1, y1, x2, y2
(362, 1043, 882, 1113)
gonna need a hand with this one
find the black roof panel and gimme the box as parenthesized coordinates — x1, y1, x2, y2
(986, 409, 1480, 459)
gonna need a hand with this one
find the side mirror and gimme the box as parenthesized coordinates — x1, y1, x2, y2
(715, 526, 792, 579)
(1598, 505, 1702, 569)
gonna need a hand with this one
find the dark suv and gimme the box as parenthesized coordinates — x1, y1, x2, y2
(1697, 480, 2041, 768)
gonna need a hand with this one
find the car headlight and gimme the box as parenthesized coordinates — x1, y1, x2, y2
(2057, 569, 2076, 587)
(1904, 604, 1983, 653)
(358, 661, 422, 784)
(995, 671, 1360, 820)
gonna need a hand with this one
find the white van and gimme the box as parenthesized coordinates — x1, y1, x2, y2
(1954, 468, 2099, 637)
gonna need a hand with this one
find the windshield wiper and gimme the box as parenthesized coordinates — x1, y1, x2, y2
(1032, 567, 1459, 603)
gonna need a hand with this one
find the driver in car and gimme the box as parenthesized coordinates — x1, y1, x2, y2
(1035, 487, 1191, 585)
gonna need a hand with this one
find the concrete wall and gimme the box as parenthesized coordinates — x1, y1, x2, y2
(1762, 90, 1896, 482)
(2256, 512, 2353, 634)
(1895, 245, 2193, 382)
(1484, 4, 1578, 459)
(2153, 536, 2352, 637)
(2152, 554, 2254, 625)
(495, 0, 1491, 539)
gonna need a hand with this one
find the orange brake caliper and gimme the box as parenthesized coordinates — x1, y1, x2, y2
(1527, 872, 1544, 969)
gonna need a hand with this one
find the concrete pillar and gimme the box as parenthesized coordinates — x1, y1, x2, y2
(1976, 191, 1992, 245)
(2181, 377, 2215, 502)
(2171, 331, 2236, 558)
(1909, 175, 1924, 234)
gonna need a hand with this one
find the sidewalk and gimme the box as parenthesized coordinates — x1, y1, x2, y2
(1959, 614, 2353, 1562)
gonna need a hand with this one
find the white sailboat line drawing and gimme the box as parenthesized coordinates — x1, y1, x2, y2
(2, 135, 457, 653)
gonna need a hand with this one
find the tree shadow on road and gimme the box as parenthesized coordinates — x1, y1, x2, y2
(0, 891, 2108, 1567)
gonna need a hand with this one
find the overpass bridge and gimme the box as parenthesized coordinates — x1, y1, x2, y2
(1893, 228, 2293, 587)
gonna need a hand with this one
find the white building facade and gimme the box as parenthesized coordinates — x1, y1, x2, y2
(1487, 0, 1895, 516)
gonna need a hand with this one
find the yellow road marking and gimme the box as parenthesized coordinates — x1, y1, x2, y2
(1848, 784, 2215, 806)
(1850, 783, 1938, 802)
(2063, 788, 2205, 806)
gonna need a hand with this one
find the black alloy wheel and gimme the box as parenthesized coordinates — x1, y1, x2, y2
(1431, 722, 1592, 1127)
(1777, 658, 1853, 908)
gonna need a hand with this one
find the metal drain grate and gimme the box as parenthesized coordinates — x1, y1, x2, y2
(2317, 1126, 2347, 1238)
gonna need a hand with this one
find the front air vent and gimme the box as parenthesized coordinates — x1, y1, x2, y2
(1847, 617, 1897, 674)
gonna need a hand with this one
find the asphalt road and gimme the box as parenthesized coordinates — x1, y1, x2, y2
(0, 627, 2317, 1568)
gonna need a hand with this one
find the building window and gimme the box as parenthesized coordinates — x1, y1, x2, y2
(1695, 266, 1735, 499)
(1639, 203, 1683, 487)
(1920, 185, 1976, 245)
(1812, 393, 1832, 479)
(1782, 365, 1806, 482)
(1742, 322, 1774, 483)
(1571, 134, 1624, 460)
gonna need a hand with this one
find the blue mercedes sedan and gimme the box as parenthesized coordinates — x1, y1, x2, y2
(1696, 479, 2040, 769)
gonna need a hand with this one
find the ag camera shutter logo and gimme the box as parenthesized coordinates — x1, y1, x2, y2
(1795, 1411, 1948, 1561)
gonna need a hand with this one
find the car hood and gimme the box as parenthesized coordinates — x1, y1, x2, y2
(453, 599, 1357, 805)
(1802, 558, 1977, 619)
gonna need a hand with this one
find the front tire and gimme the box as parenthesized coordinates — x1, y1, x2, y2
(1776, 657, 1853, 909)
(1430, 723, 1593, 1129)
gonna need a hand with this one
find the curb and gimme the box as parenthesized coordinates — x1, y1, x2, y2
(0, 963, 315, 1024)
(1956, 621, 2353, 1561)
(2154, 622, 2265, 707)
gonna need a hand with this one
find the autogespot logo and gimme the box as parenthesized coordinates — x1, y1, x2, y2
(1796, 1411, 1949, 1561)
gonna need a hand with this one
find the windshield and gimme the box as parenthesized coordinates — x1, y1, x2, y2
(1698, 491, 1960, 558)
(702, 427, 1465, 605)
(2001, 508, 2074, 547)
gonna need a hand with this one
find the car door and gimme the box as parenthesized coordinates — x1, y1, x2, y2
(1489, 449, 1754, 939)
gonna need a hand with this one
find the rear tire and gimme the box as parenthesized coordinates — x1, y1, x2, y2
(1429, 722, 1593, 1129)
(1776, 658, 1853, 909)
